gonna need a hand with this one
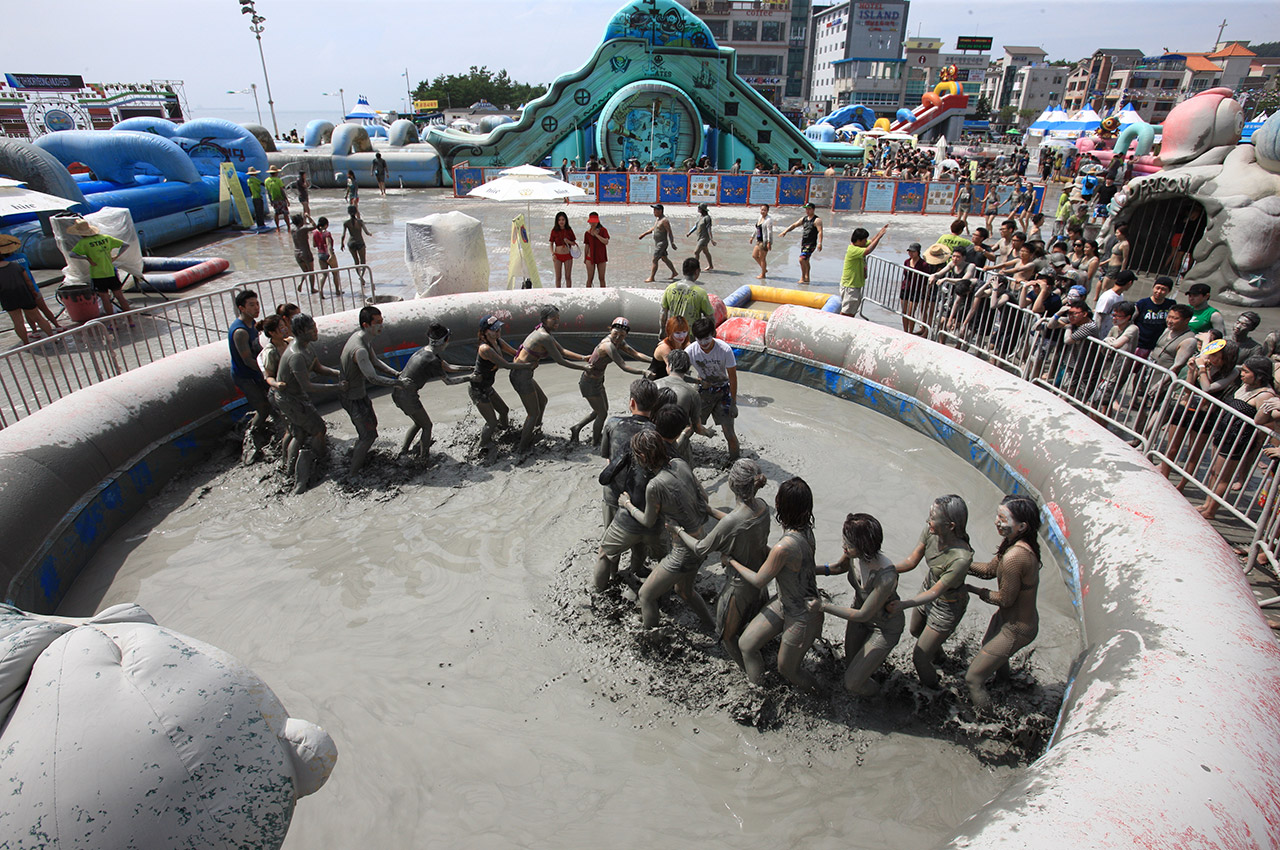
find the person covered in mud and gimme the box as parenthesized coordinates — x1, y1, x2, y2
(595, 379, 663, 583)
(512, 304, 591, 455)
(676, 458, 771, 671)
(469, 316, 533, 462)
(726, 477, 823, 693)
(813, 512, 904, 696)
(688, 317, 741, 463)
(963, 494, 1042, 710)
(654, 348, 716, 466)
(889, 495, 975, 690)
(618, 430, 715, 631)
(339, 306, 406, 476)
(392, 323, 473, 460)
(570, 316, 652, 447)
(274, 313, 346, 494)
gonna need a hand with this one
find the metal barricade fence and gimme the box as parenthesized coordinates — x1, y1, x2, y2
(0, 265, 374, 428)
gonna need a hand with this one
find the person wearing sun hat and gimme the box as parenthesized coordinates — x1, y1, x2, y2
(68, 217, 130, 316)
(245, 167, 267, 230)
(0, 234, 55, 344)
(264, 165, 290, 231)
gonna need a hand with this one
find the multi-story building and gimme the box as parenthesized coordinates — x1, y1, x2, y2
(783, 0, 812, 120)
(1101, 43, 1257, 123)
(979, 46, 1047, 110)
(1063, 48, 1144, 112)
(685, 0, 792, 108)
(806, 0, 910, 116)
(1007, 64, 1069, 118)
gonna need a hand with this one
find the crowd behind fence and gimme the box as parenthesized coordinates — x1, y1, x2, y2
(864, 253, 1280, 587)
(0, 265, 374, 429)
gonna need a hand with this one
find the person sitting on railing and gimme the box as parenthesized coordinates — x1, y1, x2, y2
(1200, 357, 1279, 520)
(1159, 338, 1239, 492)
(927, 246, 977, 334)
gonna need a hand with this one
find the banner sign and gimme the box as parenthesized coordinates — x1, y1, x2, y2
(747, 176, 778, 206)
(689, 174, 719, 205)
(924, 182, 958, 214)
(778, 176, 808, 206)
(566, 173, 597, 203)
(598, 173, 628, 203)
(863, 180, 896, 213)
(6, 73, 84, 90)
(627, 174, 659, 205)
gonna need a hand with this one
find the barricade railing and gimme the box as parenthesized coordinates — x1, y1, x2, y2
(0, 265, 374, 428)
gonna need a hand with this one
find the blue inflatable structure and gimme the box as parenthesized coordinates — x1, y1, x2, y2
(0, 118, 266, 268)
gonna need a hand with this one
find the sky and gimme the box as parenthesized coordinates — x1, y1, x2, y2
(4, 0, 1277, 120)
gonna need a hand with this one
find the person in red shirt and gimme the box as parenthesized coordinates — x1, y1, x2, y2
(549, 211, 577, 288)
(311, 217, 341, 298)
(583, 211, 610, 288)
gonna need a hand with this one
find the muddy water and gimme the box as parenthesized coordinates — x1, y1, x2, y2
(59, 365, 1079, 849)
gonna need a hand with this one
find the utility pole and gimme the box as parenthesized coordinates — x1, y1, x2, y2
(1216, 19, 1228, 50)
(403, 68, 414, 114)
(239, 1, 279, 137)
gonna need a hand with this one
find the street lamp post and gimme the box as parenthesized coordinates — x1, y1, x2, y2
(403, 69, 414, 114)
(239, 1, 279, 138)
(250, 83, 262, 124)
(322, 88, 346, 119)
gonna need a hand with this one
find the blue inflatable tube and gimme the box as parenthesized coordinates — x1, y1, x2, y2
(34, 131, 202, 185)
(305, 121, 335, 148)
(821, 295, 841, 313)
(724, 285, 753, 308)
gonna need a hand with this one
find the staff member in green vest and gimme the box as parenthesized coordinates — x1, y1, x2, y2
(264, 166, 290, 232)
(67, 218, 130, 316)
(246, 166, 267, 230)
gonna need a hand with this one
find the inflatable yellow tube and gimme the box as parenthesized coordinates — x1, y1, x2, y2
(725, 306, 773, 322)
(749, 285, 832, 310)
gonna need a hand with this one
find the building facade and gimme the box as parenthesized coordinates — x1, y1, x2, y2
(1063, 48, 1143, 112)
(684, 0, 793, 111)
(806, 0, 910, 117)
(979, 45, 1048, 110)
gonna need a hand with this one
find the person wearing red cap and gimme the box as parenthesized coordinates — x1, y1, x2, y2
(570, 317, 653, 446)
(583, 211, 610, 288)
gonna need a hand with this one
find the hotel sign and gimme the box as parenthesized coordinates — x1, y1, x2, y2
(5, 73, 85, 91)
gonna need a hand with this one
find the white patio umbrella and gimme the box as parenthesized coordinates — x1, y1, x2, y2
(466, 164, 587, 218)
(0, 178, 80, 218)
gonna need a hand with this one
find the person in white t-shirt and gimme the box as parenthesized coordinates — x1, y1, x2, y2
(1094, 269, 1136, 338)
(688, 316, 740, 462)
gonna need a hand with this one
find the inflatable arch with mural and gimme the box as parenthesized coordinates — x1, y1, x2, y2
(427, 0, 862, 182)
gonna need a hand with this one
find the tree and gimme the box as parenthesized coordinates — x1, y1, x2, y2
(412, 66, 546, 111)
(1018, 108, 1039, 126)
(997, 105, 1017, 126)
(972, 95, 992, 120)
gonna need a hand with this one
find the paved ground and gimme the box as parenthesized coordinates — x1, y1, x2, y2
(8, 185, 1280, 626)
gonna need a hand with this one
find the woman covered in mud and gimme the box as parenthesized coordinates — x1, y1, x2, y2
(676, 459, 771, 671)
(813, 513, 904, 697)
(469, 316, 533, 461)
(963, 494, 1042, 710)
(727, 477, 823, 693)
(889, 495, 974, 690)
(569, 317, 652, 447)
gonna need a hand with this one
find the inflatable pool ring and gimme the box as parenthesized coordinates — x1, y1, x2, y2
(873, 117, 891, 132)
(723, 285, 840, 321)
(923, 65, 960, 108)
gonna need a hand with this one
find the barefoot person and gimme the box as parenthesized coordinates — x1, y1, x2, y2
(290, 214, 318, 292)
(273, 313, 346, 494)
(687, 203, 715, 271)
(511, 304, 590, 454)
(750, 204, 774, 279)
(619, 430, 715, 631)
(814, 512, 904, 697)
(228, 289, 272, 463)
(727, 477, 823, 692)
(341, 206, 371, 268)
(780, 203, 823, 284)
(549, 211, 577, 288)
(889, 494, 975, 689)
(392, 323, 473, 460)
(339, 306, 405, 476)
(570, 317, 652, 446)
(583, 211, 610, 288)
(638, 204, 678, 282)
(963, 495, 1042, 710)
(689, 317, 740, 463)
(469, 316, 533, 461)
(676, 458, 770, 670)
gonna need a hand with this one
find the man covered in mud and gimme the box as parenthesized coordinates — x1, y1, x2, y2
(393, 323, 473, 460)
(594, 379, 662, 587)
(511, 304, 591, 455)
(340, 306, 405, 475)
(688, 317, 741, 463)
(273, 313, 346, 494)
(654, 348, 715, 466)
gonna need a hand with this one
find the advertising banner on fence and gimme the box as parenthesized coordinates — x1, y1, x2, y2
(808, 177, 835, 209)
(894, 181, 926, 214)
(925, 182, 958, 214)
(863, 180, 896, 213)
(567, 173, 596, 203)
(719, 175, 749, 205)
(778, 176, 808, 206)
(598, 173, 628, 204)
(659, 174, 689, 204)
(689, 175, 719, 205)
(748, 176, 779, 206)
(833, 179, 865, 212)
(628, 174, 659, 205)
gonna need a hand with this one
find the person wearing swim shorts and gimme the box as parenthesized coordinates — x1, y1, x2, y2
(815, 512, 904, 697)
(677, 458, 770, 670)
(469, 316, 533, 462)
(68, 218, 130, 316)
(393, 323, 473, 460)
(839, 225, 888, 319)
(639, 204, 678, 282)
(228, 289, 273, 464)
(511, 304, 590, 454)
(339, 306, 405, 475)
(264, 166, 290, 231)
(659, 258, 714, 331)
(962, 495, 1042, 710)
(688, 317, 740, 463)
(273, 313, 346, 493)
(290, 214, 318, 291)
(570, 316, 652, 447)
(341, 206, 371, 269)
(687, 203, 715, 271)
(889, 494, 975, 689)
(780, 203, 823, 284)
(371, 152, 390, 197)
(620, 430, 715, 631)
(728, 477, 822, 692)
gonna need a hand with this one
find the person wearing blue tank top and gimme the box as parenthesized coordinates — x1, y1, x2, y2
(228, 290, 272, 464)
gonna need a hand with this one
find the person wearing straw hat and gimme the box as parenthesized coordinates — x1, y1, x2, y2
(0, 235, 55, 345)
(68, 218, 130, 316)
(246, 167, 267, 230)
(264, 166, 290, 231)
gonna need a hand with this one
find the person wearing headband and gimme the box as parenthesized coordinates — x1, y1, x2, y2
(469, 316, 533, 463)
(511, 304, 591, 455)
(392, 323, 474, 461)
(569, 316, 652, 447)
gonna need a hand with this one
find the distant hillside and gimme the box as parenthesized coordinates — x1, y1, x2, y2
(1249, 41, 1280, 57)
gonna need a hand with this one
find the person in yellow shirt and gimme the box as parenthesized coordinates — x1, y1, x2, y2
(68, 218, 130, 315)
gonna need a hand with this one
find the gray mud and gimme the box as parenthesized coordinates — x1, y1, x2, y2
(59, 366, 1079, 850)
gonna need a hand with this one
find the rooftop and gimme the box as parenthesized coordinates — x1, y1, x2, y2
(1209, 43, 1257, 58)
(1004, 46, 1048, 55)
(1093, 48, 1145, 58)
(1184, 55, 1223, 73)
